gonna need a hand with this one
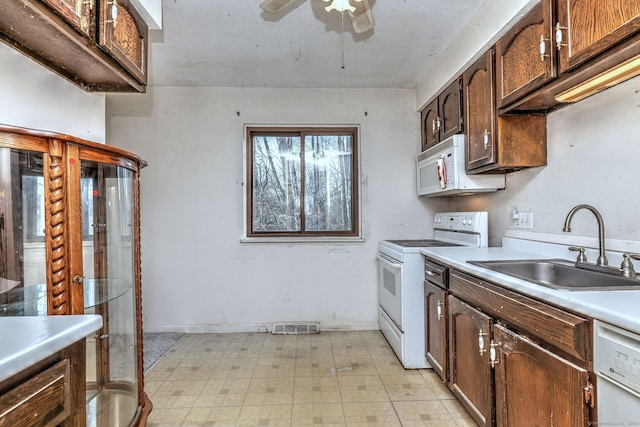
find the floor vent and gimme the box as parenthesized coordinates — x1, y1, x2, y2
(272, 323, 320, 335)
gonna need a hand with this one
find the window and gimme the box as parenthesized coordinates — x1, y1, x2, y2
(246, 127, 359, 238)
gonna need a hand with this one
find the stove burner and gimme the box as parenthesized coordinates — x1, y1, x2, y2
(386, 239, 461, 248)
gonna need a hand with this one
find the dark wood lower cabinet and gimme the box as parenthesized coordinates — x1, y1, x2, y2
(424, 266, 596, 427)
(424, 282, 448, 381)
(493, 324, 591, 427)
(449, 296, 494, 427)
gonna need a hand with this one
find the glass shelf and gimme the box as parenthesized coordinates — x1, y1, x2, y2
(0, 279, 133, 316)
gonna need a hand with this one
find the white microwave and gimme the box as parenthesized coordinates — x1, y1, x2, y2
(416, 135, 505, 197)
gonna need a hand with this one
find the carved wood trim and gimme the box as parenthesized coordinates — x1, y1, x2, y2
(46, 139, 69, 315)
(133, 167, 148, 417)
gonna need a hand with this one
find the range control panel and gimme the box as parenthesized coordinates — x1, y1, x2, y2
(595, 320, 640, 396)
(433, 211, 488, 233)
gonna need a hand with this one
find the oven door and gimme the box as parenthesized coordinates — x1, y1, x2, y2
(377, 253, 403, 331)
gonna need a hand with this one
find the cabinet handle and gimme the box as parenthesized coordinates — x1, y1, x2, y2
(489, 341, 499, 368)
(425, 270, 438, 277)
(72, 275, 84, 284)
(539, 35, 549, 61)
(555, 23, 568, 50)
(106, 0, 119, 29)
(436, 116, 441, 133)
(432, 119, 437, 136)
(436, 301, 444, 320)
(478, 329, 488, 355)
(483, 129, 490, 149)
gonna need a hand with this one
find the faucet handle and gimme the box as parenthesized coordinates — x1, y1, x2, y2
(621, 253, 639, 278)
(568, 246, 587, 263)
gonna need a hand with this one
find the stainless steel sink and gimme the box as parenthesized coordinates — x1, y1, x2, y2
(467, 259, 640, 291)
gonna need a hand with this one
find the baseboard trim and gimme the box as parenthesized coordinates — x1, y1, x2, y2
(143, 321, 380, 334)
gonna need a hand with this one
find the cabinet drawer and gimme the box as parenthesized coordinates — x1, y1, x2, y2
(0, 360, 70, 426)
(449, 271, 590, 362)
(424, 258, 448, 288)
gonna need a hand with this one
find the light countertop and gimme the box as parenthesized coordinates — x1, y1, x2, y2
(0, 315, 102, 383)
(421, 244, 640, 334)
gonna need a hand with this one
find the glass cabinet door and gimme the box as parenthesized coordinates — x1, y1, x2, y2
(0, 147, 47, 316)
(81, 160, 139, 427)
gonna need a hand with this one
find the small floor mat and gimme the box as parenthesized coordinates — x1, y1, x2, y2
(143, 332, 184, 373)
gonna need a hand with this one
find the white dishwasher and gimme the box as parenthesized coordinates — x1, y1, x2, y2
(594, 320, 640, 424)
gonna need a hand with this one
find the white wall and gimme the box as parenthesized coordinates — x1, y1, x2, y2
(106, 87, 444, 332)
(0, 43, 106, 141)
(416, 0, 537, 109)
(442, 75, 640, 246)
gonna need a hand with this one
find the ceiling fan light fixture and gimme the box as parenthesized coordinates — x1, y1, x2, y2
(323, 0, 357, 13)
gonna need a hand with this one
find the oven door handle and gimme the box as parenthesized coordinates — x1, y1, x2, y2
(377, 254, 402, 269)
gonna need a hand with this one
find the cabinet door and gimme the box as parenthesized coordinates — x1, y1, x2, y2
(42, 0, 92, 36)
(425, 282, 448, 381)
(98, 0, 148, 84)
(463, 49, 496, 172)
(0, 145, 49, 316)
(493, 324, 591, 427)
(556, 0, 640, 73)
(420, 99, 439, 151)
(495, 1, 555, 108)
(449, 296, 494, 427)
(438, 78, 463, 140)
(79, 159, 140, 426)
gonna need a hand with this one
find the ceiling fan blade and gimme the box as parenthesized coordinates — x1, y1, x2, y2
(260, 0, 297, 13)
(348, 0, 374, 33)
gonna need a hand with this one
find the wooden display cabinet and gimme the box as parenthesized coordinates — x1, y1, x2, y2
(0, 125, 151, 426)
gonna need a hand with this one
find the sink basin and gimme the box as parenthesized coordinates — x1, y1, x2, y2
(467, 259, 640, 291)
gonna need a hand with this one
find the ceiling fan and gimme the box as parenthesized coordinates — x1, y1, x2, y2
(260, 0, 375, 34)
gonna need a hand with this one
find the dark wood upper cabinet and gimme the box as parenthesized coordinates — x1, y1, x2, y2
(420, 100, 440, 151)
(98, 0, 147, 85)
(420, 78, 463, 151)
(495, 1, 556, 109)
(463, 51, 496, 172)
(556, 0, 640, 74)
(42, 0, 93, 36)
(0, 0, 147, 92)
(498, 0, 640, 112)
(464, 49, 547, 174)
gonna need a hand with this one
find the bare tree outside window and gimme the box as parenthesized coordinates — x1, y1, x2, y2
(247, 127, 358, 237)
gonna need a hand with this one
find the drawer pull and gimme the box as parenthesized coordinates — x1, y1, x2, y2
(436, 301, 444, 320)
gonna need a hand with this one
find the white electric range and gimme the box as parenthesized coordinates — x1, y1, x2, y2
(377, 211, 489, 368)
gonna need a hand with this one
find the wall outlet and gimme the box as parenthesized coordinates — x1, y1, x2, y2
(514, 211, 533, 229)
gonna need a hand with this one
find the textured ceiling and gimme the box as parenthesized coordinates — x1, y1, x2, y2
(148, 0, 487, 88)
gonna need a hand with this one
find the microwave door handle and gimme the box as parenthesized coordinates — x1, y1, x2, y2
(437, 156, 447, 189)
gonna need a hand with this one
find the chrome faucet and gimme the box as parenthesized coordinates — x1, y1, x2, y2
(562, 204, 608, 266)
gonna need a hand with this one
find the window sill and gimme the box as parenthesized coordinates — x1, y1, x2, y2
(240, 236, 366, 244)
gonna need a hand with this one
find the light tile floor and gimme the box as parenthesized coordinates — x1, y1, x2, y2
(145, 331, 477, 426)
